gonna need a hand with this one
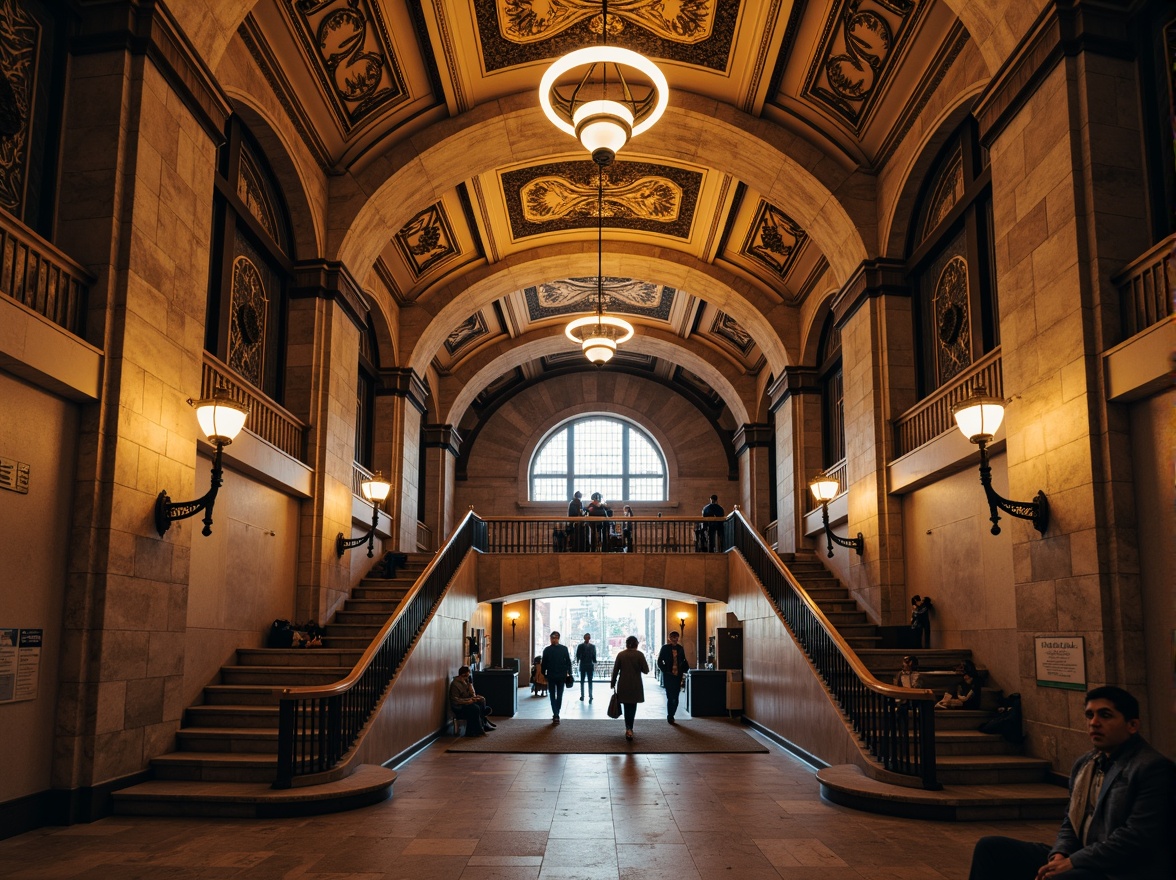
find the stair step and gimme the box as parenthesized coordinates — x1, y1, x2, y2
(856, 648, 975, 672)
(933, 709, 993, 730)
(351, 587, 409, 601)
(219, 665, 349, 686)
(176, 727, 278, 753)
(934, 730, 1020, 756)
(236, 648, 362, 668)
(835, 624, 879, 637)
(821, 611, 868, 625)
(343, 599, 402, 612)
(149, 752, 279, 783)
(319, 637, 375, 650)
(935, 755, 1051, 785)
(186, 705, 279, 728)
(817, 764, 1067, 821)
(334, 610, 393, 625)
(202, 685, 280, 706)
(845, 636, 883, 648)
(112, 764, 396, 819)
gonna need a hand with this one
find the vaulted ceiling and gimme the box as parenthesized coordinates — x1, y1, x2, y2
(223, 0, 979, 432)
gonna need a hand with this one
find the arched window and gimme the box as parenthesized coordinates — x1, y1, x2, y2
(530, 416, 667, 502)
(907, 119, 998, 398)
(206, 118, 293, 403)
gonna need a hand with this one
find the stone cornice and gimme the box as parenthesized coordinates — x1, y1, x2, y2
(423, 424, 462, 457)
(831, 258, 908, 327)
(71, 0, 232, 144)
(733, 423, 773, 455)
(289, 259, 369, 331)
(975, 0, 1135, 147)
(379, 368, 430, 414)
(768, 366, 820, 413)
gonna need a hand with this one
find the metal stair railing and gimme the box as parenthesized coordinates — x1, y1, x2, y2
(727, 511, 940, 789)
(273, 510, 485, 788)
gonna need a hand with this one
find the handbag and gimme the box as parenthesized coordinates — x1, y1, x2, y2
(607, 692, 622, 718)
(565, 673, 575, 686)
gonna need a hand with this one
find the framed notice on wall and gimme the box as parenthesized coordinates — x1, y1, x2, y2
(0, 628, 43, 703)
(1034, 636, 1086, 691)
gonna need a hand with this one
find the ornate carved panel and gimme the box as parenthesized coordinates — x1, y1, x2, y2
(288, 0, 408, 132)
(228, 252, 270, 387)
(741, 201, 807, 279)
(920, 146, 963, 242)
(237, 145, 281, 247)
(394, 202, 460, 278)
(803, 0, 921, 130)
(0, 0, 38, 216)
(710, 311, 754, 355)
(928, 242, 970, 385)
(502, 160, 702, 239)
(524, 278, 674, 320)
(444, 311, 488, 356)
(477, 0, 738, 72)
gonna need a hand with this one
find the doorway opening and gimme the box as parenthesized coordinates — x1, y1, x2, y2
(531, 595, 662, 679)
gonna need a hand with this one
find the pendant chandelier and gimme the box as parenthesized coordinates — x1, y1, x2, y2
(538, 0, 669, 167)
(563, 163, 634, 364)
(543, 1, 664, 362)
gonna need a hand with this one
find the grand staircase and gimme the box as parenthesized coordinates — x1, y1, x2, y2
(111, 553, 432, 818)
(780, 550, 1068, 820)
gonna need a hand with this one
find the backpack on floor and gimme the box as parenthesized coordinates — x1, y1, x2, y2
(267, 619, 295, 648)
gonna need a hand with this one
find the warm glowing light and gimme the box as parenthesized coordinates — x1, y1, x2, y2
(809, 472, 840, 503)
(360, 472, 392, 504)
(193, 390, 249, 445)
(952, 386, 1006, 443)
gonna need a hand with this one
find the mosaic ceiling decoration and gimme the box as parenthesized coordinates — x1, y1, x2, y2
(804, 0, 922, 130)
(710, 311, 754, 356)
(741, 201, 807, 279)
(524, 278, 674, 320)
(503, 160, 702, 239)
(475, 0, 739, 72)
(288, 0, 408, 131)
(394, 202, 461, 278)
(444, 311, 489, 356)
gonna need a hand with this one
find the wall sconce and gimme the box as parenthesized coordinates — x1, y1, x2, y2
(336, 472, 393, 557)
(808, 472, 864, 558)
(507, 611, 520, 641)
(677, 612, 687, 635)
(951, 386, 1049, 535)
(155, 388, 249, 537)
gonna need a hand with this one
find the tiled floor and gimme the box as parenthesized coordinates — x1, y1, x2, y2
(0, 678, 1058, 879)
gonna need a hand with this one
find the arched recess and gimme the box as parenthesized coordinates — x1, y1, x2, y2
(440, 327, 756, 429)
(880, 90, 984, 259)
(404, 245, 799, 379)
(332, 97, 872, 287)
(483, 581, 728, 605)
(224, 95, 324, 262)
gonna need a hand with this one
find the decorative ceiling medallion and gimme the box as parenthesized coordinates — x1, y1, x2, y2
(0, 0, 37, 215)
(710, 311, 755, 356)
(476, 0, 738, 72)
(444, 312, 489, 356)
(525, 278, 674, 320)
(394, 203, 460, 278)
(503, 160, 701, 239)
(741, 201, 808, 279)
(803, 0, 921, 130)
(289, 0, 408, 132)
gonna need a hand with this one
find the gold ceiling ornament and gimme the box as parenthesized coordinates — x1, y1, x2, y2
(564, 163, 634, 364)
(538, 0, 669, 167)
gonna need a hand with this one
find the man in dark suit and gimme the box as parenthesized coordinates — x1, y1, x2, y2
(701, 494, 725, 552)
(968, 685, 1174, 880)
(656, 631, 690, 724)
(575, 633, 596, 702)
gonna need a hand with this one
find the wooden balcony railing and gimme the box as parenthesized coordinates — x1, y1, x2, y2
(201, 354, 307, 462)
(1113, 233, 1175, 342)
(763, 520, 778, 550)
(416, 520, 432, 552)
(479, 515, 728, 554)
(893, 350, 1003, 458)
(0, 212, 91, 337)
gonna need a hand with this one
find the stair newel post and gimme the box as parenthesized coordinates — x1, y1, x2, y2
(274, 697, 296, 789)
(917, 701, 940, 790)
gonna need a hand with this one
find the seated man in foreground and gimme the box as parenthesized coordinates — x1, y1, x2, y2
(449, 665, 496, 737)
(968, 685, 1173, 880)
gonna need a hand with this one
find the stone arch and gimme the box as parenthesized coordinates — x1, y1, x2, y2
(940, 0, 1053, 76)
(403, 243, 799, 378)
(333, 96, 872, 288)
(439, 327, 755, 428)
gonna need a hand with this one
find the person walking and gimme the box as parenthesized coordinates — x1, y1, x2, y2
(540, 631, 573, 724)
(575, 633, 596, 701)
(610, 635, 649, 741)
(656, 630, 690, 724)
(701, 494, 725, 552)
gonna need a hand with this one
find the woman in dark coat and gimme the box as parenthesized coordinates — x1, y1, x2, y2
(610, 635, 650, 740)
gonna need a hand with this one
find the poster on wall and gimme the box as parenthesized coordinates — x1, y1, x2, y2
(1034, 636, 1086, 691)
(0, 627, 43, 703)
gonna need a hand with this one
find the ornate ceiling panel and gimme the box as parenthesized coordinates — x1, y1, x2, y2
(524, 278, 676, 320)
